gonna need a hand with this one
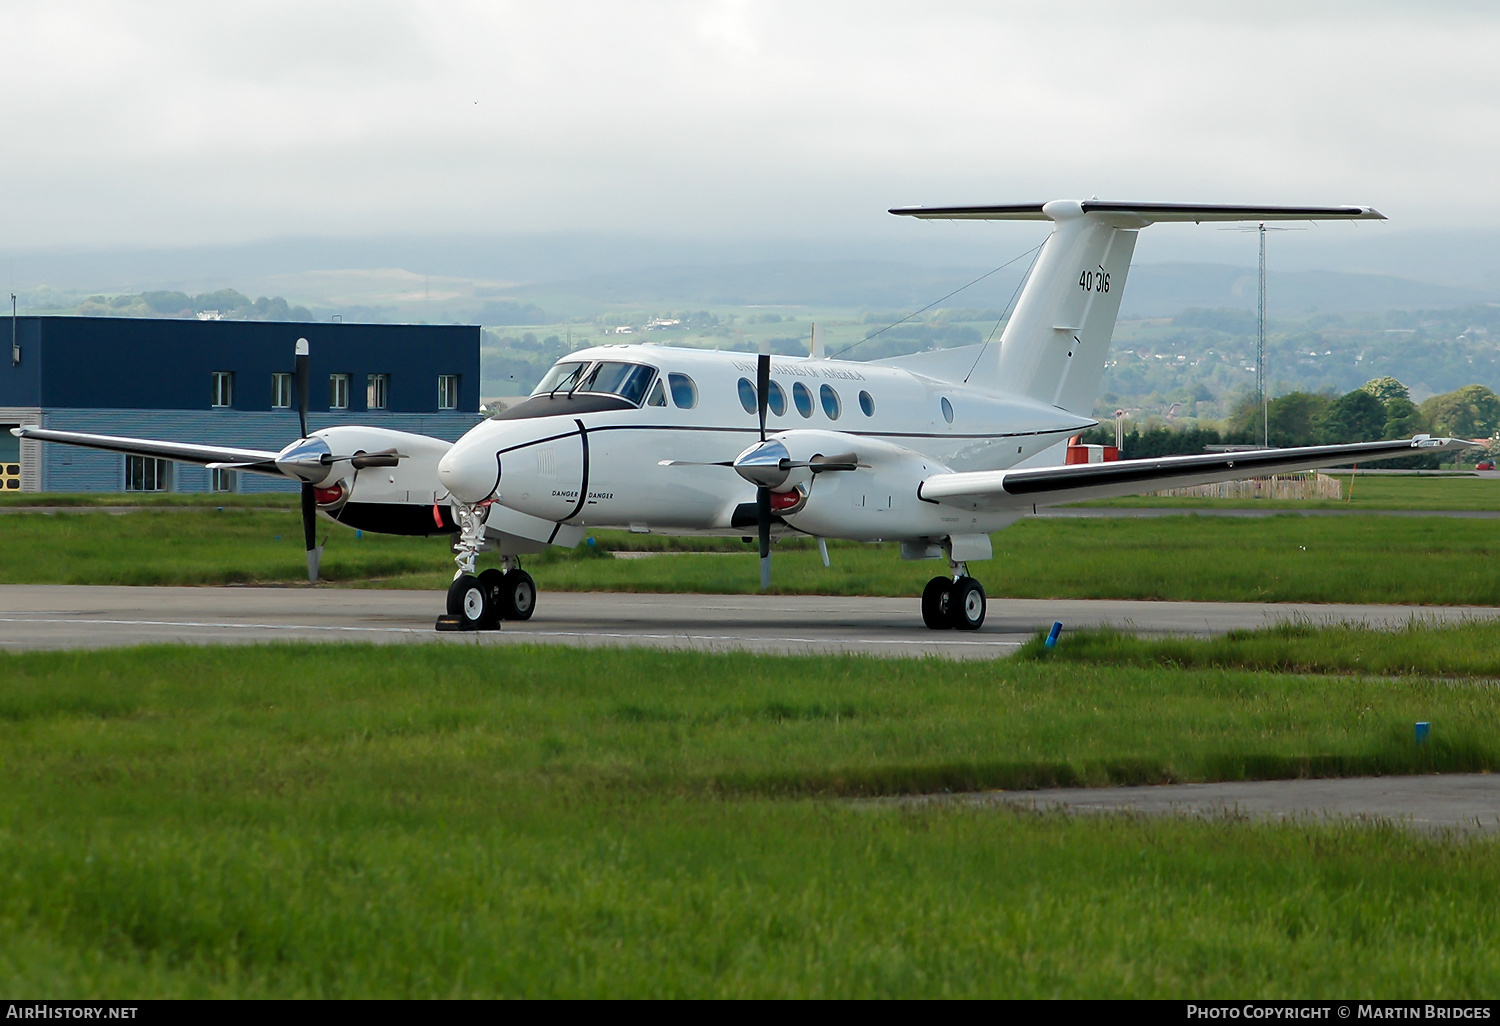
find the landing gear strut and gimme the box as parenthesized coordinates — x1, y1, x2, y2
(921, 551, 986, 631)
(437, 505, 538, 631)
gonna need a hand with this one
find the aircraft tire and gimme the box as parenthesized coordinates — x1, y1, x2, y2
(498, 569, 537, 621)
(477, 568, 507, 628)
(921, 576, 954, 630)
(447, 573, 490, 629)
(949, 577, 986, 631)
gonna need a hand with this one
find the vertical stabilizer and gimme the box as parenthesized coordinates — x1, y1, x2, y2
(990, 202, 1136, 415)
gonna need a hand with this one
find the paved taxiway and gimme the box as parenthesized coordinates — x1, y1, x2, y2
(1, 585, 1498, 658)
(917, 774, 1500, 834)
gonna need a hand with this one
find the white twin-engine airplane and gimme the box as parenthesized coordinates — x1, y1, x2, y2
(14, 200, 1471, 631)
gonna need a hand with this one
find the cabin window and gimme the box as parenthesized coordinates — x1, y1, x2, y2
(820, 383, 841, 420)
(792, 381, 813, 418)
(271, 372, 292, 409)
(367, 373, 389, 410)
(668, 372, 698, 409)
(330, 374, 350, 410)
(578, 362, 655, 405)
(737, 378, 757, 414)
(859, 390, 875, 417)
(437, 374, 459, 410)
(767, 381, 787, 417)
(533, 362, 586, 396)
(940, 396, 954, 424)
(646, 378, 667, 406)
(211, 371, 233, 408)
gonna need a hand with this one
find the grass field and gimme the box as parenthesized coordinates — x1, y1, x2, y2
(1082, 471, 1500, 511)
(4, 640, 1500, 997)
(1027, 619, 1500, 679)
(10, 506, 1500, 605)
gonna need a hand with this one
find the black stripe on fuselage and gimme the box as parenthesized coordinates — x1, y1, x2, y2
(564, 419, 590, 522)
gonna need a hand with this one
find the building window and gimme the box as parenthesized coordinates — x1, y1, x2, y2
(437, 374, 459, 410)
(211, 371, 233, 408)
(272, 372, 293, 409)
(330, 373, 350, 410)
(211, 467, 237, 493)
(367, 373, 389, 410)
(125, 455, 171, 492)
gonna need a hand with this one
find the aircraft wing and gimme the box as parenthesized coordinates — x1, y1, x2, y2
(11, 426, 282, 473)
(917, 436, 1471, 512)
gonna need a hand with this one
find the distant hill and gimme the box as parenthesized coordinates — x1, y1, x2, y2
(1120, 263, 1497, 317)
(504, 260, 1497, 319)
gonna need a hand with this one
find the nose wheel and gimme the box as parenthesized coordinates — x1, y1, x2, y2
(439, 560, 538, 631)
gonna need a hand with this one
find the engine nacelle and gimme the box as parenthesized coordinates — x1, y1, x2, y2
(308, 425, 454, 507)
(773, 429, 1015, 544)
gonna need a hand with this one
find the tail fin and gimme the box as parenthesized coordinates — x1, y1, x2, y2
(991, 207, 1136, 414)
(888, 200, 1384, 415)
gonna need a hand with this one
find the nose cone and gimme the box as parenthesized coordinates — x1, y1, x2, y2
(438, 442, 499, 504)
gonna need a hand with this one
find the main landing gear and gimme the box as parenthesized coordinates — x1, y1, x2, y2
(921, 556, 987, 631)
(437, 502, 536, 631)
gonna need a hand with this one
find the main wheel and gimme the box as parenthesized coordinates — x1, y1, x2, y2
(476, 568, 507, 628)
(921, 576, 954, 630)
(447, 573, 490, 629)
(497, 569, 537, 621)
(949, 577, 986, 631)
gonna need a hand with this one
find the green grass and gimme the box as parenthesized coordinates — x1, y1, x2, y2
(1023, 619, 1500, 679)
(0, 491, 298, 508)
(1080, 471, 1500, 511)
(4, 642, 1500, 996)
(10, 507, 1500, 604)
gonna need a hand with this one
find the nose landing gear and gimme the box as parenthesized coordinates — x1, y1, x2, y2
(920, 553, 987, 631)
(436, 504, 539, 631)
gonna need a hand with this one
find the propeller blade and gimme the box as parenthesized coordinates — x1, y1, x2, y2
(294, 338, 310, 440)
(657, 459, 735, 467)
(757, 484, 771, 590)
(300, 481, 321, 583)
(756, 352, 770, 443)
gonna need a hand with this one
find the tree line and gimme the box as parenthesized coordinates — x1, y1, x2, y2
(1082, 377, 1500, 468)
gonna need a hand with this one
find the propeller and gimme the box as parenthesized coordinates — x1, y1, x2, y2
(293, 338, 321, 582)
(657, 353, 862, 590)
(755, 353, 771, 588)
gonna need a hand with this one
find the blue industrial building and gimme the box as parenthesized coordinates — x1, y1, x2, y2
(0, 316, 481, 493)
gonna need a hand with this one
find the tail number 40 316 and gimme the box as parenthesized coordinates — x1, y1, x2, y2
(1079, 266, 1110, 293)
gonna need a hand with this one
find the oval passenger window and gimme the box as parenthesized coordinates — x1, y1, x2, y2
(767, 381, 787, 417)
(820, 384, 841, 420)
(792, 381, 813, 418)
(940, 397, 954, 424)
(668, 372, 698, 409)
(737, 378, 757, 414)
(858, 390, 875, 417)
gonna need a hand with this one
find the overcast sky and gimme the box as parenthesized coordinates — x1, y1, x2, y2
(3, 1, 1498, 256)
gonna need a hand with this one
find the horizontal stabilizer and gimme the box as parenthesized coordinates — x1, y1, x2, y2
(889, 200, 1384, 223)
(12, 426, 281, 473)
(918, 436, 1470, 511)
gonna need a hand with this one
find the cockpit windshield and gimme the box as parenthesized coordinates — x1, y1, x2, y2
(532, 362, 586, 396)
(577, 362, 656, 405)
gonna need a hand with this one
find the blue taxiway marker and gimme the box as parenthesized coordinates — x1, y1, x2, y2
(1045, 622, 1063, 648)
